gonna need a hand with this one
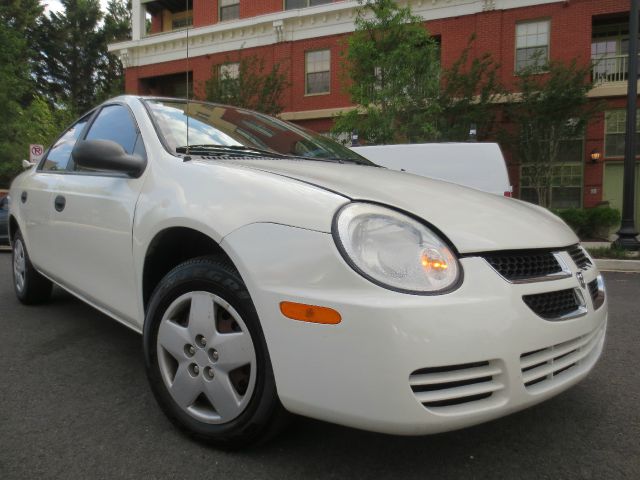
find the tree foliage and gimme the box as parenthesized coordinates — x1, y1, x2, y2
(37, 0, 106, 115)
(502, 58, 599, 207)
(0, 0, 130, 187)
(333, 0, 441, 144)
(203, 54, 289, 115)
(0, 0, 46, 186)
(437, 34, 502, 141)
(98, 0, 132, 102)
(0, 0, 43, 105)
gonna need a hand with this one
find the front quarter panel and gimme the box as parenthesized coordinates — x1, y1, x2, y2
(130, 112, 349, 325)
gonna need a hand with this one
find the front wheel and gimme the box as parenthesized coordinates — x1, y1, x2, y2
(143, 256, 287, 448)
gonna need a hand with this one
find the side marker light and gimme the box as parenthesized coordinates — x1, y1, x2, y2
(280, 302, 342, 325)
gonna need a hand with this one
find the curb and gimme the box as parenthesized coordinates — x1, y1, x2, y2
(595, 258, 640, 272)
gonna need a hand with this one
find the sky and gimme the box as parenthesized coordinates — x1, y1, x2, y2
(46, 0, 111, 14)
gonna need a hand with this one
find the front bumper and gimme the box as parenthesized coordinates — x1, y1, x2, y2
(221, 223, 607, 435)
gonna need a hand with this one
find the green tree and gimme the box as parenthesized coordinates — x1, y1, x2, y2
(502, 58, 599, 208)
(438, 35, 502, 141)
(204, 54, 289, 115)
(0, 0, 47, 187)
(0, 96, 69, 187)
(0, 20, 27, 185)
(38, 0, 105, 115)
(333, 0, 441, 144)
(0, 0, 44, 106)
(97, 0, 132, 102)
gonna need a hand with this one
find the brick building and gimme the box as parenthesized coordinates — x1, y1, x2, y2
(109, 0, 640, 223)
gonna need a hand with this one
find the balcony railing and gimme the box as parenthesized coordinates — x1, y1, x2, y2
(592, 54, 640, 85)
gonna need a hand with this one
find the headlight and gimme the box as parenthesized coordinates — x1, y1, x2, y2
(333, 203, 461, 294)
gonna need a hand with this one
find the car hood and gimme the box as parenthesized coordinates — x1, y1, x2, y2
(229, 159, 578, 254)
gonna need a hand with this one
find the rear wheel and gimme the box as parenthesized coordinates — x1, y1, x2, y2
(143, 256, 287, 448)
(12, 231, 53, 305)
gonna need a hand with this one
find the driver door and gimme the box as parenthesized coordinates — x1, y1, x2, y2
(47, 103, 148, 325)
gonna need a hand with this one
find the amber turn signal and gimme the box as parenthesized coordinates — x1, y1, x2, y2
(279, 302, 342, 325)
(421, 254, 449, 271)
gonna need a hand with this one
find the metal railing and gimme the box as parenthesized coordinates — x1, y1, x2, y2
(592, 54, 640, 84)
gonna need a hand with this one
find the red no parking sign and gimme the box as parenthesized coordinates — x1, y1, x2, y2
(29, 144, 44, 163)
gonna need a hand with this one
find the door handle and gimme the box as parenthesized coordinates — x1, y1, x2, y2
(21, 191, 27, 203)
(54, 195, 66, 212)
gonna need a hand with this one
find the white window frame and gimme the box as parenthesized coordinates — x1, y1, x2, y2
(305, 49, 331, 96)
(220, 0, 240, 22)
(284, 0, 332, 11)
(219, 62, 240, 80)
(604, 109, 640, 158)
(515, 19, 550, 73)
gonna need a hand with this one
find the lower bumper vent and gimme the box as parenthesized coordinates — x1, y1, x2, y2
(409, 361, 503, 409)
(520, 324, 605, 391)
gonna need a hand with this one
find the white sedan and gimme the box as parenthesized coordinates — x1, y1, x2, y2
(8, 96, 607, 448)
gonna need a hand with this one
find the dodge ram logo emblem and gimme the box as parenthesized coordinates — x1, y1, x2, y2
(576, 271, 586, 289)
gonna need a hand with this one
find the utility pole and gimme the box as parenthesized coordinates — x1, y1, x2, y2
(614, 0, 640, 250)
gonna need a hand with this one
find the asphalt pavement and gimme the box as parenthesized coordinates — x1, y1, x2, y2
(0, 251, 638, 479)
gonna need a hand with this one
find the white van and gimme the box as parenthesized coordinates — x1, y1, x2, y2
(351, 142, 513, 197)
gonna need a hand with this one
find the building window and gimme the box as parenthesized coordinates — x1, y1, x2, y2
(305, 49, 330, 95)
(591, 22, 638, 83)
(520, 138, 584, 209)
(220, 0, 240, 21)
(605, 109, 640, 157)
(285, 0, 331, 10)
(219, 62, 240, 80)
(515, 20, 550, 72)
(171, 11, 193, 30)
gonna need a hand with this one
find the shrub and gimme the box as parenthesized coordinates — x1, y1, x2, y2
(585, 206, 620, 239)
(553, 208, 588, 236)
(552, 206, 620, 239)
(586, 246, 633, 259)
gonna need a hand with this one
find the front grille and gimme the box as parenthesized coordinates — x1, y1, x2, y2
(588, 279, 598, 301)
(588, 278, 605, 310)
(520, 324, 606, 391)
(479, 244, 594, 284)
(482, 251, 563, 281)
(409, 360, 503, 410)
(522, 288, 583, 320)
(568, 245, 592, 270)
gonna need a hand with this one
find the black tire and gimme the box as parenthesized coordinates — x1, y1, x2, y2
(143, 256, 288, 449)
(12, 230, 53, 305)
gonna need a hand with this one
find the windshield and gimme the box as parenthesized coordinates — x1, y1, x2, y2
(144, 99, 374, 165)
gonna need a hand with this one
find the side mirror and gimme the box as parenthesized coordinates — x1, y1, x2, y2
(22, 159, 35, 169)
(73, 139, 146, 178)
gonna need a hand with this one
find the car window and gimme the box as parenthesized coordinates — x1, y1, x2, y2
(41, 116, 91, 172)
(84, 104, 138, 154)
(0, 197, 7, 211)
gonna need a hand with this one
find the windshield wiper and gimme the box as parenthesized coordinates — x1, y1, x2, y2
(175, 144, 372, 165)
(176, 144, 292, 159)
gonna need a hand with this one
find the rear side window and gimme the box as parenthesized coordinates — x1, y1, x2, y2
(85, 105, 138, 154)
(41, 116, 90, 171)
